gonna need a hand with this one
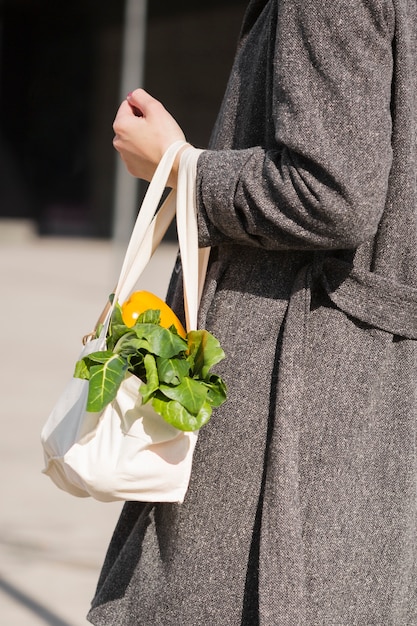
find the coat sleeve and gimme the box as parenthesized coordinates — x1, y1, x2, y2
(196, 0, 395, 251)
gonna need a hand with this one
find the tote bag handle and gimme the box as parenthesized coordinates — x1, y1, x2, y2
(176, 147, 209, 333)
(86, 141, 208, 340)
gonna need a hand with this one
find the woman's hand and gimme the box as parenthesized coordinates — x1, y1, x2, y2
(113, 89, 188, 187)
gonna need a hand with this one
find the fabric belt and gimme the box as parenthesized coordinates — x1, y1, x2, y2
(318, 258, 417, 339)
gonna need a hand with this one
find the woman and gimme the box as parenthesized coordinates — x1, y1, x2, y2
(88, 1, 417, 623)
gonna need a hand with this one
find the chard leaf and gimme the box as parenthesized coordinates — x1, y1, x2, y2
(167, 324, 181, 336)
(82, 350, 115, 365)
(128, 352, 146, 379)
(139, 354, 159, 403)
(136, 309, 161, 325)
(159, 378, 208, 415)
(156, 356, 190, 385)
(203, 375, 228, 407)
(111, 300, 123, 324)
(94, 323, 104, 339)
(77, 295, 227, 429)
(108, 302, 128, 349)
(86, 354, 128, 412)
(132, 324, 187, 358)
(152, 397, 212, 432)
(187, 330, 225, 379)
(113, 332, 143, 356)
(74, 359, 90, 380)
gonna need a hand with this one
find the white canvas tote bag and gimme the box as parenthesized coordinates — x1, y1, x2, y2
(41, 142, 210, 503)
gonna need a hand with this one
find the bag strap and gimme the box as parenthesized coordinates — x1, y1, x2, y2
(84, 141, 208, 342)
(176, 146, 208, 331)
(115, 140, 186, 304)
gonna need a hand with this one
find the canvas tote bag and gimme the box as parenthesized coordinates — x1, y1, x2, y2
(41, 141, 209, 503)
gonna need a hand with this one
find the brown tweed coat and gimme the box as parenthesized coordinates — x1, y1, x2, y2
(88, 1, 417, 624)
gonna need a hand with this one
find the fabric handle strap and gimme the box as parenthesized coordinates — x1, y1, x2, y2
(176, 146, 207, 331)
(85, 140, 207, 342)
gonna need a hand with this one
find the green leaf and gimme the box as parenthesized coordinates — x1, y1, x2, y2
(113, 332, 144, 356)
(136, 309, 161, 325)
(159, 378, 208, 415)
(203, 375, 228, 407)
(74, 295, 227, 428)
(74, 359, 90, 380)
(167, 324, 181, 336)
(94, 323, 104, 339)
(110, 299, 123, 323)
(107, 302, 129, 350)
(127, 352, 146, 379)
(82, 350, 115, 365)
(152, 396, 212, 432)
(86, 354, 128, 412)
(156, 356, 190, 385)
(132, 323, 187, 358)
(139, 354, 159, 404)
(187, 330, 225, 379)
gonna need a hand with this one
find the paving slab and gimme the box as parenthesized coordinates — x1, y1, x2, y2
(0, 222, 178, 625)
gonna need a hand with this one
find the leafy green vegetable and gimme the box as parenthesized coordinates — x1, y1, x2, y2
(159, 378, 208, 415)
(156, 355, 190, 385)
(187, 330, 225, 378)
(151, 396, 212, 432)
(139, 354, 159, 403)
(87, 354, 129, 412)
(204, 375, 228, 407)
(74, 299, 227, 431)
(130, 323, 187, 358)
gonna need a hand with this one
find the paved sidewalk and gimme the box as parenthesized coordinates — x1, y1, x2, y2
(0, 221, 178, 626)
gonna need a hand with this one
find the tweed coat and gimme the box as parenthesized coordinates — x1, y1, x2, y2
(88, 0, 417, 624)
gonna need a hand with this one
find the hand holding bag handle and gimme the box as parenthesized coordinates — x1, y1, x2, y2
(41, 140, 210, 503)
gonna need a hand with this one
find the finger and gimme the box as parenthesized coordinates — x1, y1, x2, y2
(127, 88, 165, 119)
(113, 99, 134, 123)
(113, 100, 140, 136)
(129, 102, 143, 117)
(125, 91, 143, 116)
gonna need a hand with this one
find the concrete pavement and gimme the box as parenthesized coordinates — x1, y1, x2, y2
(0, 220, 178, 625)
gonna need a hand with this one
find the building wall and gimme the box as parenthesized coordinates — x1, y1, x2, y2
(0, 0, 246, 237)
